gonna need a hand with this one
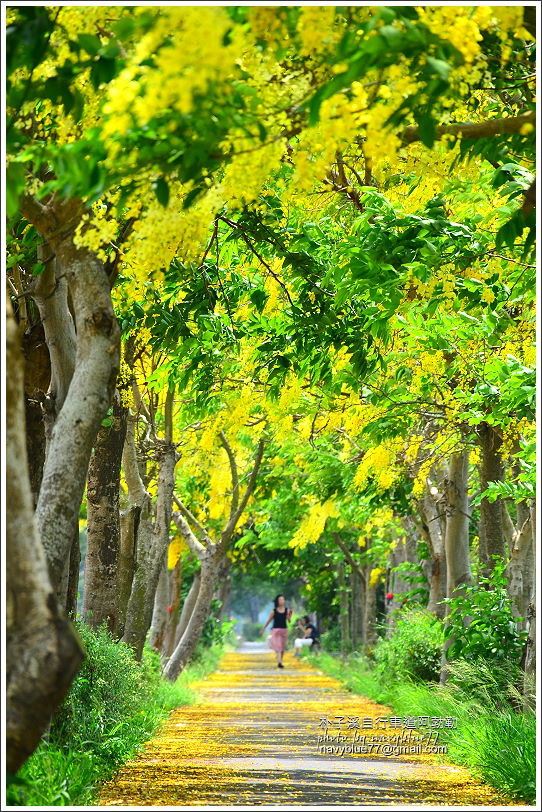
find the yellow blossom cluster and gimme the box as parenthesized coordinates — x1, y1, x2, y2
(296, 6, 339, 57)
(289, 500, 339, 550)
(353, 444, 400, 492)
(369, 566, 385, 588)
(167, 535, 188, 569)
(102, 7, 241, 138)
(117, 358, 134, 409)
(364, 507, 395, 535)
(412, 458, 433, 498)
(73, 202, 119, 261)
(417, 6, 484, 65)
(207, 449, 232, 521)
(221, 140, 286, 208)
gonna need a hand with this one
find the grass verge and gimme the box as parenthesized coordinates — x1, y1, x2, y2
(6, 629, 228, 807)
(306, 650, 536, 804)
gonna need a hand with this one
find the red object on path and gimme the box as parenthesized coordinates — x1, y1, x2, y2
(386, 592, 394, 600)
(167, 606, 173, 613)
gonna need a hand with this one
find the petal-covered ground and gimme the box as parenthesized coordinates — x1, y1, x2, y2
(99, 643, 518, 807)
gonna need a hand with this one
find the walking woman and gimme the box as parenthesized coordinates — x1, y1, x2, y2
(260, 594, 292, 668)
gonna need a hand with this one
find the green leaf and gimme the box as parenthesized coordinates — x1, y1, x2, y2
(417, 115, 436, 147)
(250, 289, 268, 313)
(426, 56, 451, 80)
(76, 33, 101, 56)
(6, 161, 25, 218)
(153, 177, 170, 207)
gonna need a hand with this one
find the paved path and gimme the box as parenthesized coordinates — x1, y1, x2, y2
(99, 643, 511, 806)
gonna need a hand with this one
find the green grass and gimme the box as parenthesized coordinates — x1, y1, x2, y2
(307, 650, 536, 804)
(7, 636, 228, 807)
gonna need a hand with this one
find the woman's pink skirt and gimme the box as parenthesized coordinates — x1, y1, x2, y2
(269, 628, 288, 653)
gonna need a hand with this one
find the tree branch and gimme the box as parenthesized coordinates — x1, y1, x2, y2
(332, 533, 366, 585)
(172, 510, 206, 558)
(236, 438, 265, 520)
(400, 112, 535, 146)
(221, 438, 265, 545)
(164, 387, 174, 443)
(173, 495, 212, 548)
(219, 430, 239, 520)
(122, 414, 149, 507)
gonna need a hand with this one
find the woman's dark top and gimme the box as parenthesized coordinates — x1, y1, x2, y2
(272, 608, 289, 628)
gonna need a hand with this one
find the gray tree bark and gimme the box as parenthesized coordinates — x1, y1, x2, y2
(83, 393, 127, 634)
(163, 541, 222, 679)
(32, 246, 76, 446)
(149, 553, 169, 652)
(350, 568, 365, 648)
(21, 195, 120, 593)
(506, 514, 534, 624)
(444, 450, 472, 595)
(332, 533, 366, 645)
(122, 434, 177, 660)
(6, 298, 84, 774)
(172, 570, 201, 650)
(337, 560, 351, 655)
(66, 525, 81, 618)
(117, 505, 138, 638)
(441, 449, 472, 682)
(419, 482, 447, 618)
(215, 555, 232, 620)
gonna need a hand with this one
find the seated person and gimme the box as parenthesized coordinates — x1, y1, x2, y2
(294, 615, 320, 657)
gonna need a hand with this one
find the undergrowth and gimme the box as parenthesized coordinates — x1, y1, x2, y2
(307, 649, 536, 804)
(7, 622, 228, 807)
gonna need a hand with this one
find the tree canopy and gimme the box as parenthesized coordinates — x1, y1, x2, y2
(6, 2, 536, 774)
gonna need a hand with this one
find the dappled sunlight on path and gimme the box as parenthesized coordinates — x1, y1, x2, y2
(99, 644, 514, 806)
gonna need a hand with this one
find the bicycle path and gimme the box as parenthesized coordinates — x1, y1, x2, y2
(98, 642, 513, 807)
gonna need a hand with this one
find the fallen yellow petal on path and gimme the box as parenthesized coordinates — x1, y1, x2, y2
(98, 643, 519, 806)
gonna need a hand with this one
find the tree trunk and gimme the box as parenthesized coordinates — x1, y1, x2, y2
(506, 514, 533, 623)
(337, 560, 351, 655)
(350, 568, 365, 648)
(149, 554, 169, 652)
(163, 435, 264, 678)
(122, 438, 177, 660)
(121, 417, 153, 657)
(32, 247, 76, 447)
(22, 319, 50, 508)
(117, 505, 138, 638)
(215, 555, 231, 620)
(163, 553, 222, 681)
(248, 593, 260, 623)
(420, 486, 447, 618)
(121, 506, 153, 659)
(441, 449, 472, 682)
(386, 534, 409, 625)
(477, 422, 505, 573)
(444, 450, 472, 596)
(522, 596, 536, 678)
(66, 524, 81, 618)
(83, 393, 127, 634)
(363, 567, 377, 649)
(163, 557, 183, 659)
(21, 197, 121, 593)
(6, 298, 84, 774)
(172, 571, 201, 649)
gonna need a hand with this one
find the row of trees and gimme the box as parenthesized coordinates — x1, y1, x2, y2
(6, 3, 536, 776)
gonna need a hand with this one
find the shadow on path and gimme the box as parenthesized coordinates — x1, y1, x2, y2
(99, 644, 513, 807)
